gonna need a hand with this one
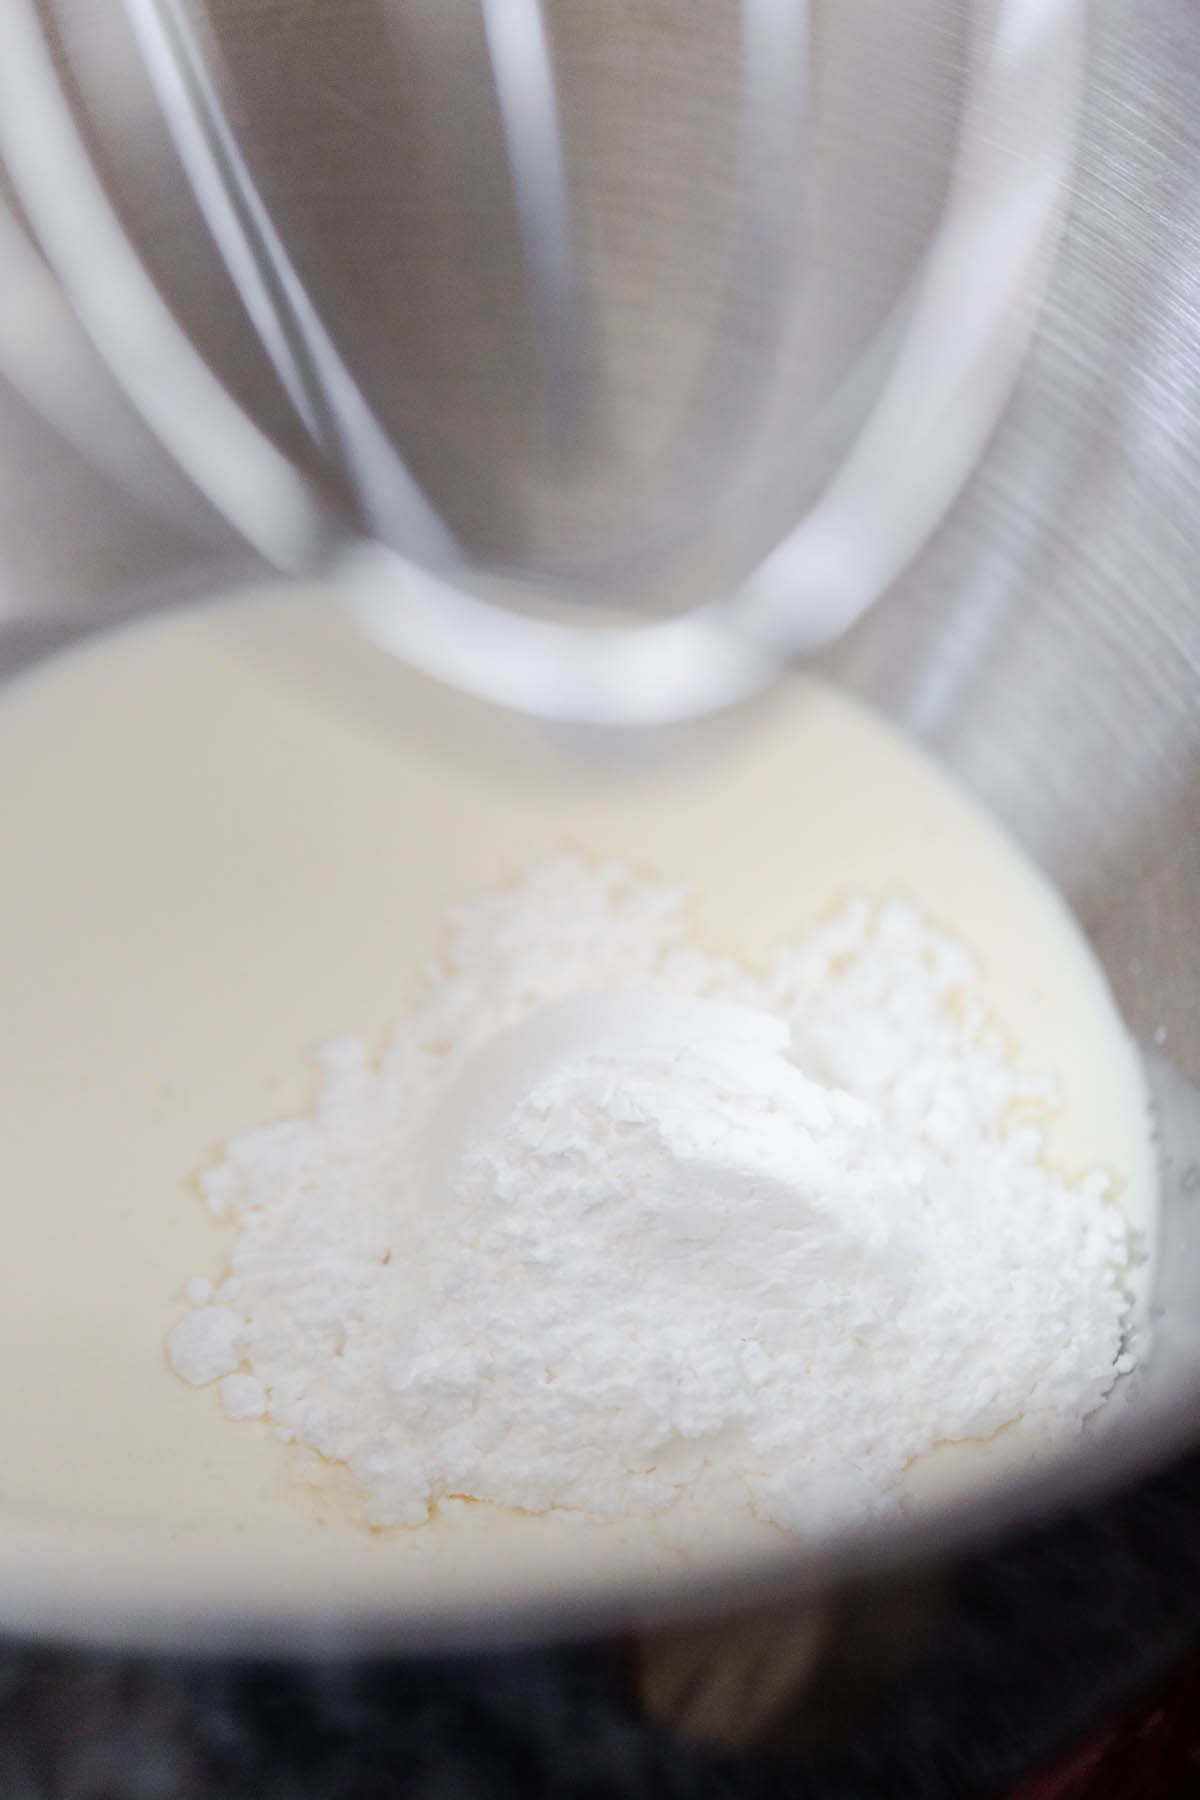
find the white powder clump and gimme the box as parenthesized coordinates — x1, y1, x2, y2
(220, 1373, 268, 1421)
(166, 860, 1133, 1537)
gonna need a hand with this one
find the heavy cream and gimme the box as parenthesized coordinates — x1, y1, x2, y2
(0, 583, 1155, 1618)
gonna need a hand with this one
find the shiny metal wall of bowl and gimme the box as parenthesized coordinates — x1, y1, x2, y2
(0, 0, 1081, 697)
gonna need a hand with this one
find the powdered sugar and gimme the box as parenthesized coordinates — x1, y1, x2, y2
(167, 861, 1133, 1538)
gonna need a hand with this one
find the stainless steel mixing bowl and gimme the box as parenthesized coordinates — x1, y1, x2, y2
(0, 0, 1198, 1737)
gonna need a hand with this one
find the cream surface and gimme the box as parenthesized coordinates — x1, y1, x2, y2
(0, 585, 1155, 1602)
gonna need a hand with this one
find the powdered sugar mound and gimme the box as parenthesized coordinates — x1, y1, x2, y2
(167, 1304, 246, 1386)
(168, 860, 1133, 1537)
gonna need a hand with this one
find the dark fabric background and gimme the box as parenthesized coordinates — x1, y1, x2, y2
(1, 1447, 1198, 1799)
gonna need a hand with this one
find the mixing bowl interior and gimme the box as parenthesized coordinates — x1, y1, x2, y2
(0, 0, 1198, 1656)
